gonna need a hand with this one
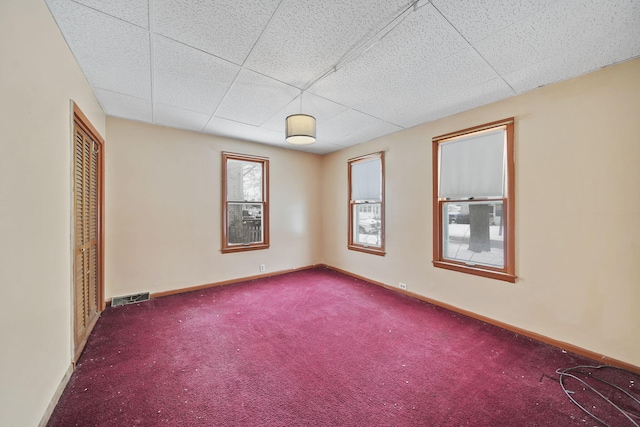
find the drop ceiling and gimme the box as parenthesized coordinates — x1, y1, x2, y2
(46, 0, 640, 154)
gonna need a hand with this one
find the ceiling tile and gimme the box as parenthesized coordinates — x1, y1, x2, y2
(95, 89, 152, 123)
(504, 53, 638, 94)
(308, 3, 469, 119)
(71, 0, 149, 28)
(403, 78, 515, 128)
(432, 0, 558, 43)
(153, 0, 280, 65)
(203, 116, 284, 146)
(213, 69, 299, 126)
(335, 121, 404, 147)
(153, 36, 240, 115)
(153, 103, 211, 133)
(244, 0, 412, 88)
(351, 47, 501, 128)
(475, 0, 640, 92)
(318, 109, 381, 144)
(46, 0, 151, 99)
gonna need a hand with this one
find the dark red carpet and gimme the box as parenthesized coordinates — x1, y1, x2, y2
(48, 268, 638, 426)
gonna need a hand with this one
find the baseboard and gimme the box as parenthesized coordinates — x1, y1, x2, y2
(322, 264, 640, 375)
(104, 265, 320, 306)
(38, 363, 74, 427)
(150, 264, 321, 299)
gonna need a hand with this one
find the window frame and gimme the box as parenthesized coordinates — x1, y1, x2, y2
(432, 118, 516, 282)
(348, 152, 385, 256)
(221, 152, 270, 253)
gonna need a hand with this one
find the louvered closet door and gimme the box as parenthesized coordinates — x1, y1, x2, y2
(73, 121, 101, 359)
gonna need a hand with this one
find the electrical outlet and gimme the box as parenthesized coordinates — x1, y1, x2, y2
(399, 282, 407, 290)
(260, 264, 266, 273)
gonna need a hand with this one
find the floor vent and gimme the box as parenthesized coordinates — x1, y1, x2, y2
(111, 292, 150, 307)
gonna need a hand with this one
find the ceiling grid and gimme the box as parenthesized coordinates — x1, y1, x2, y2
(45, 0, 640, 154)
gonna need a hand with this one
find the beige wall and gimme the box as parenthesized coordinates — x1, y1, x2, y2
(1, 1, 638, 424)
(321, 58, 640, 368)
(0, 0, 106, 426)
(105, 119, 323, 299)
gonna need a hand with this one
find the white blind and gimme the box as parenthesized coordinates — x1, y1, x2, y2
(351, 157, 381, 201)
(439, 128, 505, 199)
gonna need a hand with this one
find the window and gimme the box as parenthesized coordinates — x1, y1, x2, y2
(222, 153, 269, 253)
(432, 118, 515, 282)
(348, 152, 385, 255)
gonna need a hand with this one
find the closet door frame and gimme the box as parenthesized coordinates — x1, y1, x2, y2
(72, 102, 105, 362)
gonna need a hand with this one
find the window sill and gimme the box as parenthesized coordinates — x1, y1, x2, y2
(348, 245, 386, 256)
(432, 260, 516, 283)
(222, 244, 270, 254)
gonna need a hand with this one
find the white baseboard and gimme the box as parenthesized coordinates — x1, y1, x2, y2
(38, 363, 74, 427)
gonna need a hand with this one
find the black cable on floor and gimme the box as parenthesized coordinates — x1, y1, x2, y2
(556, 365, 640, 427)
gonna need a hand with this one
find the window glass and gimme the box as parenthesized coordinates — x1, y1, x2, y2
(227, 203, 263, 245)
(443, 201, 504, 268)
(348, 153, 385, 255)
(353, 203, 382, 247)
(226, 160, 263, 202)
(222, 153, 269, 253)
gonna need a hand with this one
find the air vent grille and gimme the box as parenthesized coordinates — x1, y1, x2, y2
(111, 292, 150, 307)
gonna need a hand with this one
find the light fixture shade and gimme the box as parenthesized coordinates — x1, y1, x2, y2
(286, 114, 316, 145)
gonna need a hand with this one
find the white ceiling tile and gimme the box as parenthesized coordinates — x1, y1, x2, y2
(95, 89, 152, 123)
(153, 0, 280, 65)
(71, 0, 149, 28)
(318, 109, 381, 144)
(244, 0, 412, 88)
(46, 0, 151, 99)
(352, 48, 501, 128)
(504, 51, 637, 94)
(153, 103, 211, 133)
(402, 78, 515, 128)
(475, 0, 640, 90)
(405, 47, 500, 99)
(203, 116, 284, 146)
(153, 36, 240, 115)
(213, 69, 299, 126)
(308, 3, 469, 118)
(432, 0, 558, 43)
(335, 121, 404, 147)
(261, 92, 349, 133)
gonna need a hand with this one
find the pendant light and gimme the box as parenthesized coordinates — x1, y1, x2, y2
(286, 92, 316, 145)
